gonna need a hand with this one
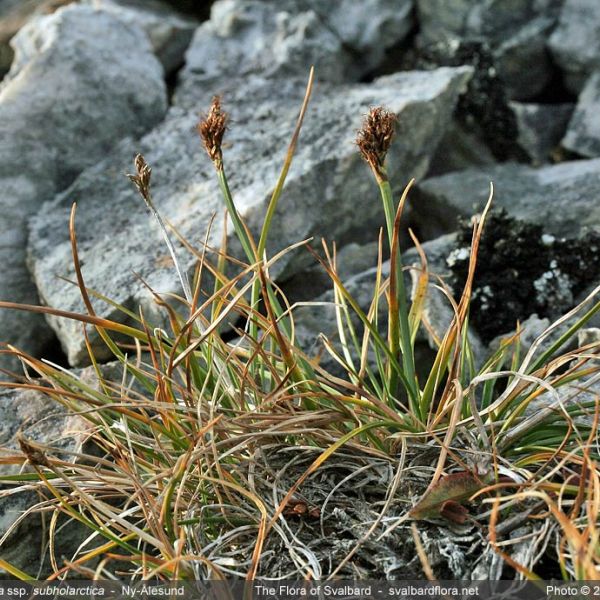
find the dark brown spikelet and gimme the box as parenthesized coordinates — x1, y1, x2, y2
(17, 433, 51, 468)
(198, 96, 228, 171)
(127, 153, 152, 205)
(356, 106, 396, 182)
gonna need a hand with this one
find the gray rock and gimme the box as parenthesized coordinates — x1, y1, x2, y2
(308, 0, 414, 77)
(414, 158, 600, 240)
(0, 0, 75, 78)
(562, 71, 600, 158)
(491, 15, 556, 101)
(0, 361, 134, 575)
(549, 0, 600, 93)
(463, 0, 560, 46)
(488, 313, 551, 355)
(417, 0, 562, 100)
(0, 387, 89, 576)
(578, 327, 600, 347)
(416, 0, 477, 44)
(28, 67, 472, 367)
(0, 0, 22, 14)
(181, 0, 413, 86)
(427, 120, 496, 177)
(0, 5, 167, 375)
(510, 101, 574, 164)
(334, 242, 382, 282)
(182, 0, 350, 84)
(81, 0, 198, 75)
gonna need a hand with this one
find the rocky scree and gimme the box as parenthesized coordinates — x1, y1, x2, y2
(0, 3, 167, 377)
(416, 0, 563, 101)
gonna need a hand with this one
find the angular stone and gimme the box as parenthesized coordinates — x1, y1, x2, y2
(416, 0, 477, 44)
(0, 361, 136, 576)
(181, 0, 413, 86)
(562, 71, 600, 158)
(578, 327, 600, 347)
(489, 313, 549, 354)
(308, 0, 414, 77)
(0, 0, 74, 77)
(510, 101, 574, 164)
(28, 67, 472, 366)
(417, 0, 562, 100)
(427, 120, 496, 176)
(182, 0, 350, 84)
(487, 312, 578, 361)
(0, 387, 89, 576)
(81, 0, 198, 75)
(514, 372, 600, 442)
(549, 0, 600, 93)
(282, 241, 382, 303)
(414, 159, 600, 240)
(0, 5, 167, 376)
(492, 15, 556, 101)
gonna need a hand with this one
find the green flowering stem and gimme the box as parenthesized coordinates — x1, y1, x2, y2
(357, 106, 419, 411)
(379, 172, 419, 411)
(216, 167, 255, 264)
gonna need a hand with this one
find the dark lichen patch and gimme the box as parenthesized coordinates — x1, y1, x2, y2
(449, 209, 600, 343)
(392, 40, 525, 162)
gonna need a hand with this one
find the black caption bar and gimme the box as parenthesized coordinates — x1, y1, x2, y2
(0, 581, 597, 600)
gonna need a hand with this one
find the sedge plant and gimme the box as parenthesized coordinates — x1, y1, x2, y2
(0, 72, 598, 579)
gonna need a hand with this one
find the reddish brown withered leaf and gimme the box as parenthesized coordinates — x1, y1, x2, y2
(409, 470, 493, 521)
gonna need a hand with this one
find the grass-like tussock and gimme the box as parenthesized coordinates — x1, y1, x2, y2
(0, 69, 599, 580)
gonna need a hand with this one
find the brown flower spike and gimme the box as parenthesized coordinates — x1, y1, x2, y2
(356, 106, 396, 183)
(198, 96, 228, 171)
(127, 153, 152, 205)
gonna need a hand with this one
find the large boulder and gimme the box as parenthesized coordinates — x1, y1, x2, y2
(0, 0, 75, 78)
(548, 0, 600, 94)
(181, 0, 414, 86)
(0, 5, 167, 376)
(80, 0, 199, 75)
(413, 159, 600, 240)
(301, 0, 414, 78)
(416, 0, 562, 100)
(0, 361, 134, 576)
(415, 0, 477, 44)
(507, 372, 600, 450)
(28, 67, 472, 366)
